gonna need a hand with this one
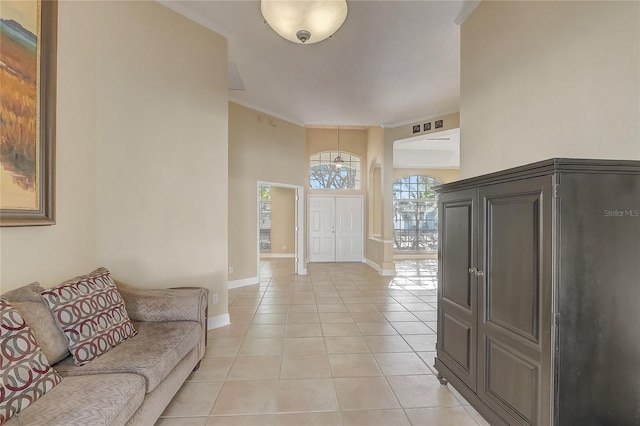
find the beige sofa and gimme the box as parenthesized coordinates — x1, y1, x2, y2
(2, 279, 208, 426)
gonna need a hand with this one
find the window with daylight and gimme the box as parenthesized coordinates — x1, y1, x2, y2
(393, 175, 443, 252)
(309, 151, 361, 190)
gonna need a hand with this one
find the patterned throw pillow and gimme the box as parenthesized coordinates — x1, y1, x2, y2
(40, 268, 137, 366)
(0, 298, 62, 424)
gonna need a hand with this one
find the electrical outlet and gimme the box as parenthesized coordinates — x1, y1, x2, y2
(435, 119, 443, 129)
(228, 266, 234, 274)
(424, 122, 431, 131)
(212, 293, 219, 304)
(412, 125, 420, 134)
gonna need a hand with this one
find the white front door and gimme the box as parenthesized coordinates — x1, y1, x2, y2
(309, 196, 362, 262)
(309, 197, 336, 262)
(335, 197, 363, 261)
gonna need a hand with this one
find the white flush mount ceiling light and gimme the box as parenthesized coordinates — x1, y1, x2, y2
(261, 0, 348, 44)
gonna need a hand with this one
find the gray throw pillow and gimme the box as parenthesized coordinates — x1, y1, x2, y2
(2, 282, 70, 364)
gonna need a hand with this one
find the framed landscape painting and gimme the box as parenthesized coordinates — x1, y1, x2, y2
(0, 0, 56, 226)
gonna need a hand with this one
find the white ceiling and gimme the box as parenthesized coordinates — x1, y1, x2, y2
(160, 0, 472, 127)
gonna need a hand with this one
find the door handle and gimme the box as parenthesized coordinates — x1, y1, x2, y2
(469, 267, 484, 277)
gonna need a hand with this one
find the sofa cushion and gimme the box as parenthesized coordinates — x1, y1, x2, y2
(2, 373, 145, 426)
(54, 320, 201, 393)
(40, 268, 137, 366)
(0, 298, 62, 424)
(2, 282, 69, 364)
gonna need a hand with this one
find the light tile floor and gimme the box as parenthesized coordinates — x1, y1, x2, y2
(157, 259, 490, 426)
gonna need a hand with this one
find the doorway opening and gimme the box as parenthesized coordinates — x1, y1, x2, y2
(257, 181, 306, 276)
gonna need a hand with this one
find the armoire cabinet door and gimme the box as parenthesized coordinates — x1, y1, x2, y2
(477, 176, 553, 426)
(437, 189, 478, 391)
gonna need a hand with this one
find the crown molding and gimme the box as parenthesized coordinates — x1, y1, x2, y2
(157, 0, 231, 38)
(305, 124, 369, 130)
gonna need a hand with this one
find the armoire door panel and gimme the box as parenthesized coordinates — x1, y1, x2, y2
(486, 338, 538, 425)
(485, 194, 540, 342)
(442, 313, 472, 371)
(437, 189, 477, 391)
(477, 176, 552, 426)
(442, 202, 473, 309)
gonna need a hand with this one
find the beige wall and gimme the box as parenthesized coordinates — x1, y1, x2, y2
(93, 1, 229, 316)
(270, 187, 295, 255)
(1, 2, 230, 320)
(0, 1, 98, 291)
(366, 126, 384, 236)
(365, 126, 387, 271)
(371, 167, 382, 237)
(229, 102, 306, 282)
(460, 1, 640, 178)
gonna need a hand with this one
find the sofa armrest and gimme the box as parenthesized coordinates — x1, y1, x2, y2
(115, 279, 209, 362)
(115, 280, 209, 324)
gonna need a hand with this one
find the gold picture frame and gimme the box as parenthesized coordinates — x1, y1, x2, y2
(0, 0, 57, 226)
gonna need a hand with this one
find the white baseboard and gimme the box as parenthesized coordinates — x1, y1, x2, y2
(228, 276, 259, 289)
(364, 258, 396, 276)
(364, 258, 381, 273)
(260, 253, 295, 258)
(208, 313, 230, 330)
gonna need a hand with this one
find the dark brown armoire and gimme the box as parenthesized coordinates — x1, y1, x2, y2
(434, 158, 640, 426)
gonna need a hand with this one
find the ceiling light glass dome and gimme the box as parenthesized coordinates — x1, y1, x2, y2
(261, 0, 348, 44)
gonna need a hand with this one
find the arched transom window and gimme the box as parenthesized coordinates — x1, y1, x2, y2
(393, 175, 443, 252)
(309, 151, 361, 190)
